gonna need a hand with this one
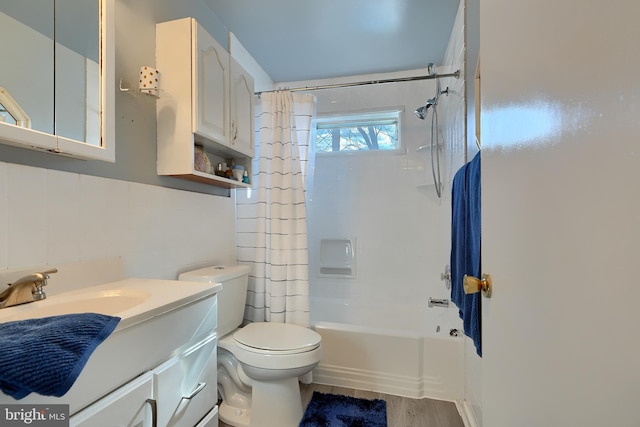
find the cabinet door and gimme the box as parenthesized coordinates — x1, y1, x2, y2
(193, 22, 230, 146)
(70, 372, 154, 427)
(154, 334, 218, 427)
(230, 57, 255, 157)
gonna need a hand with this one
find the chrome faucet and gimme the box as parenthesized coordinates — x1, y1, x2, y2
(0, 268, 58, 309)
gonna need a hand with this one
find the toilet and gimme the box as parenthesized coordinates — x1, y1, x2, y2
(179, 265, 322, 427)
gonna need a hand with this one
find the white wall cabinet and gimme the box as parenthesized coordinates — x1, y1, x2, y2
(193, 21, 230, 147)
(156, 17, 254, 189)
(230, 56, 255, 158)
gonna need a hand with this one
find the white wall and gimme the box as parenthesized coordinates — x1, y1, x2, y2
(0, 161, 235, 281)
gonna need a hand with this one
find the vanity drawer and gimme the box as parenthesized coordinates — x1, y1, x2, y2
(154, 333, 217, 427)
(70, 371, 154, 426)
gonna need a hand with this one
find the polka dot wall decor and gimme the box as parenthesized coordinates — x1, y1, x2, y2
(139, 66, 160, 96)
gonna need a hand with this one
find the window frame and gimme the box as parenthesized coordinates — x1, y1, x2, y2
(314, 107, 405, 155)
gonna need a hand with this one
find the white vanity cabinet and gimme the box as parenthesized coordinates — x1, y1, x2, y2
(156, 17, 254, 189)
(69, 289, 219, 427)
(70, 335, 219, 427)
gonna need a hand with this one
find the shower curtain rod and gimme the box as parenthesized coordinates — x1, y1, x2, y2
(254, 70, 460, 96)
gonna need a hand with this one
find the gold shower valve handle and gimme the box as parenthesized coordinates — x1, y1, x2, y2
(463, 274, 492, 298)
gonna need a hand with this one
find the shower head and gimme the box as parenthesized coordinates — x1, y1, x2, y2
(414, 97, 437, 120)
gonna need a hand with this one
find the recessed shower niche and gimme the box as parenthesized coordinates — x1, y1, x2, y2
(318, 238, 356, 278)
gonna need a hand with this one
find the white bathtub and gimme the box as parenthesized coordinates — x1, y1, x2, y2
(312, 321, 463, 400)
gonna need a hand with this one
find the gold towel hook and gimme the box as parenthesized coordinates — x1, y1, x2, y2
(463, 274, 492, 298)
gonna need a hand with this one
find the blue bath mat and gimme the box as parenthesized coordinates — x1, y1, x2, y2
(299, 391, 387, 427)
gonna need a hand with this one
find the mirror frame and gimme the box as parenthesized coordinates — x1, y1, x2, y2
(0, 0, 114, 162)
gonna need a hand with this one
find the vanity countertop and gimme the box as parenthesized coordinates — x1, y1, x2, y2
(0, 278, 222, 330)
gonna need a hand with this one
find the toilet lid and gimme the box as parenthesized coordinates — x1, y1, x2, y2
(233, 322, 321, 353)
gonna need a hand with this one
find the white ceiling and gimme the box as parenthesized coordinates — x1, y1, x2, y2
(203, 0, 461, 83)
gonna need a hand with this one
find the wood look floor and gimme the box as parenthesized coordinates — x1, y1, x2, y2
(219, 383, 465, 427)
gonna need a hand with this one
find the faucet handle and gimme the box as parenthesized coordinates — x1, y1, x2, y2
(32, 268, 58, 282)
(9, 268, 58, 288)
(38, 268, 58, 281)
(35, 268, 58, 288)
(31, 268, 57, 301)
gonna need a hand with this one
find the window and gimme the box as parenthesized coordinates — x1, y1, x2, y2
(315, 110, 401, 153)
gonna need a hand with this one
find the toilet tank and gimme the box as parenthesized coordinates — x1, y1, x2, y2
(178, 265, 250, 337)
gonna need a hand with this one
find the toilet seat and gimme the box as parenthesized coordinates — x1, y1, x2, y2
(233, 322, 321, 354)
(220, 323, 323, 371)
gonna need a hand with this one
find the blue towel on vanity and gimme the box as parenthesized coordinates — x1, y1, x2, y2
(450, 152, 482, 356)
(0, 313, 120, 399)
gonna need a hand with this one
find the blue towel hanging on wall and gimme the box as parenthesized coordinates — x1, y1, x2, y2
(450, 152, 482, 356)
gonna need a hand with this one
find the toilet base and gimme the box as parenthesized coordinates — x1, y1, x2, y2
(220, 377, 303, 427)
(219, 401, 251, 427)
(251, 376, 303, 427)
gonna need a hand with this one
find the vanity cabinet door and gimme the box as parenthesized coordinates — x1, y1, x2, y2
(196, 406, 219, 427)
(154, 333, 218, 427)
(194, 21, 230, 147)
(230, 57, 254, 157)
(70, 372, 154, 427)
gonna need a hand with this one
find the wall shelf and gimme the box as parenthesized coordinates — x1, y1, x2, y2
(173, 170, 250, 189)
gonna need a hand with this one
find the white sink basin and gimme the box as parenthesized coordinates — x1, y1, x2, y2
(31, 292, 148, 318)
(0, 287, 149, 321)
(0, 278, 222, 414)
(0, 278, 219, 330)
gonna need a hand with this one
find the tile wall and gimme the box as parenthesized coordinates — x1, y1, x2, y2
(440, 1, 482, 424)
(0, 161, 236, 283)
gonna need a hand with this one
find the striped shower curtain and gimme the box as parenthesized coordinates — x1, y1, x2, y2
(236, 91, 315, 327)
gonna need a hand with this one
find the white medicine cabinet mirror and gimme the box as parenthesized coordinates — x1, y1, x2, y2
(0, 0, 114, 162)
